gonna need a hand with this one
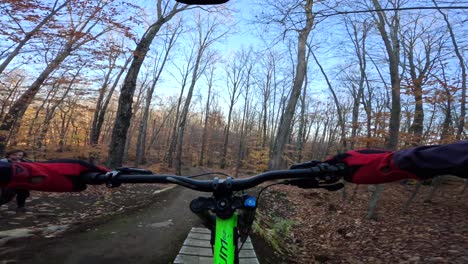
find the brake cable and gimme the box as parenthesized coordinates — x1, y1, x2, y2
(237, 181, 284, 253)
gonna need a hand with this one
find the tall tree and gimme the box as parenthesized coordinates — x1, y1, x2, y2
(174, 11, 228, 175)
(295, 69, 308, 162)
(0, 73, 24, 121)
(35, 67, 84, 158)
(436, 59, 455, 142)
(90, 39, 131, 146)
(432, 0, 466, 140)
(401, 14, 441, 145)
(199, 66, 216, 166)
(220, 49, 249, 169)
(234, 60, 253, 177)
(107, 0, 188, 168)
(0, 0, 123, 154)
(0, 0, 71, 75)
(311, 49, 346, 151)
(269, 0, 314, 169)
(254, 49, 279, 149)
(344, 17, 371, 149)
(370, 0, 402, 150)
(165, 42, 195, 168)
(135, 21, 181, 166)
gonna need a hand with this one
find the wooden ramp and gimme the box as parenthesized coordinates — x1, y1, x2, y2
(173, 227, 260, 264)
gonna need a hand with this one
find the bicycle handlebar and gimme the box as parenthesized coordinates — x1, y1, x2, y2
(82, 163, 345, 193)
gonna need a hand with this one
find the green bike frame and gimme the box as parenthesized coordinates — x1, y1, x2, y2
(213, 214, 238, 264)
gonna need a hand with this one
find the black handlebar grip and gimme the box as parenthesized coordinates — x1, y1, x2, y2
(80, 172, 107, 185)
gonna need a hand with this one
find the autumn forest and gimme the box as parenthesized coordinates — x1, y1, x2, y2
(0, 0, 466, 174)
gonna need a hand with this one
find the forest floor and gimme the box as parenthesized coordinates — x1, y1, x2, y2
(0, 169, 466, 263)
(257, 178, 467, 263)
(0, 184, 166, 240)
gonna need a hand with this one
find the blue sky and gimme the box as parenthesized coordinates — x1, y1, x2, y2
(152, 0, 263, 99)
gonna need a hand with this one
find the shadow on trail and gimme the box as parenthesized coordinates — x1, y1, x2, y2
(19, 186, 205, 264)
(5, 167, 281, 264)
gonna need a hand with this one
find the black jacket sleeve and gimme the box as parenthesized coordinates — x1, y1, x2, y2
(393, 140, 468, 179)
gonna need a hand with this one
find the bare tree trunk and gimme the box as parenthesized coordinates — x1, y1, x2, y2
(424, 176, 444, 203)
(35, 68, 81, 157)
(107, 2, 187, 168)
(90, 55, 131, 146)
(434, 58, 454, 142)
(371, 0, 401, 150)
(27, 81, 59, 141)
(366, 184, 384, 220)
(220, 49, 248, 169)
(0, 76, 24, 120)
(57, 103, 74, 153)
(123, 82, 147, 162)
(220, 106, 234, 169)
(402, 19, 438, 145)
(432, 1, 466, 140)
(28, 83, 59, 157)
(312, 50, 346, 152)
(175, 67, 200, 175)
(402, 182, 422, 213)
(258, 51, 277, 149)
(175, 13, 227, 175)
(296, 69, 308, 163)
(146, 107, 173, 159)
(199, 68, 215, 166)
(166, 60, 191, 168)
(135, 82, 155, 166)
(0, 1, 114, 155)
(135, 26, 179, 166)
(365, 0, 404, 220)
(345, 19, 370, 149)
(234, 64, 252, 177)
(269, 0, 314, 170)
(0, 44, 74, 154)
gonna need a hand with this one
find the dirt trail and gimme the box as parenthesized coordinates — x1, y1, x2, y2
(13, 186, 206, 264)
(0, 167, 281, 264)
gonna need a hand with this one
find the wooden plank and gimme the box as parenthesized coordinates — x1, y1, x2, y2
(183, 238, 254, 250)
(174, 228, 260, 264)
(174, 254, 212, 264)
(191, 227, 211, 234)
(238, 249, 257, 259)
(174, 254, 259, 264)
(183, 238, 212, 248)
(238, 238, 255, 250)
(187, 232, 211, 241)
(179, 245, 212, 256)
(239, 258, 260, 264)
(179, 246, 257, 258)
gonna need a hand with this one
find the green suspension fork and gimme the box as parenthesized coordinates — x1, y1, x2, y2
(213, 214, 238, 264)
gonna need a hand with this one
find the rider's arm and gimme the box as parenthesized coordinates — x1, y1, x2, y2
(325, 141, 468, 184)
(0, 159, 108, 192)
(393, 141, 468, 178)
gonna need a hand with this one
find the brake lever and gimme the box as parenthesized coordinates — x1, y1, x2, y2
(289, 160, 322, 170)
(286, 178, 319, 189)
(285, 179, 344, 191)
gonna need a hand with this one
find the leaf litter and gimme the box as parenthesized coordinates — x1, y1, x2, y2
(256, 180, 467, 263)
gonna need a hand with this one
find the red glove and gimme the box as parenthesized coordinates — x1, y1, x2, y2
(1, 159, 109, 192)
(326, 149, 419, 184)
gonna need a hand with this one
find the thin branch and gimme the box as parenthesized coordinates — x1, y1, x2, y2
(315, 6, 468, 18)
